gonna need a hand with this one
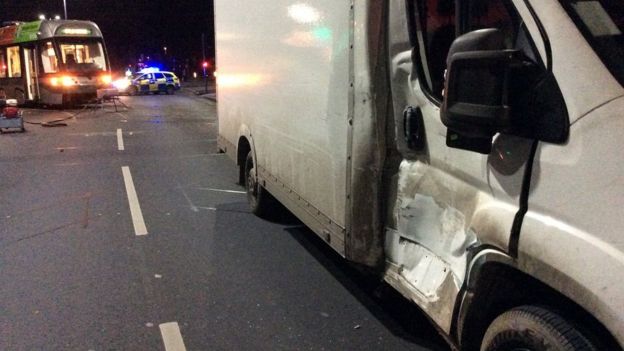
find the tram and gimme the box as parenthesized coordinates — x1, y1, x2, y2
(0, 20, 111, 105)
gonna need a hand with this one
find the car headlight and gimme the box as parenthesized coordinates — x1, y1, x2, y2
(112, 78, 130, 90)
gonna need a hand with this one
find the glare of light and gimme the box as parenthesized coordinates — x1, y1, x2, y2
(54, 15, 61, 20)
(38, 14, 46, 20)
(217, 73, 264, 88)
(288, 4, 321, 24)
(193, 72, 198, 79)
(50, 76, 76, 87)
(61, 28, 91, 35)
(113, 78, 130, 90)
(139, 67, 160, 74)
(61, 76, 75, 86)
(100, 74, 112, 85)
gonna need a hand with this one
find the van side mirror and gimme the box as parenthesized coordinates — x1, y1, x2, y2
(441, 29, 521, 154)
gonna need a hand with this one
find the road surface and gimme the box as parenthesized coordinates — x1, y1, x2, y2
(0, 89, 449, 351)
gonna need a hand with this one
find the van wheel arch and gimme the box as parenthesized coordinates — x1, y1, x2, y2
(458, 262, 620, 351)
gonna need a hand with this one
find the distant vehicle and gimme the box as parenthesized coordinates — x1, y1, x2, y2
(114, 69, 181, 95)
(0, 19, 111, 105)
(216, 0, 624, 350)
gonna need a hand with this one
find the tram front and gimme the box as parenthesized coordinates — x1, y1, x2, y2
(37, 20, 111, 105)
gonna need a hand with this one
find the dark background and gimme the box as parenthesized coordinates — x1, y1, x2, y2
(1, 0, 215, 72)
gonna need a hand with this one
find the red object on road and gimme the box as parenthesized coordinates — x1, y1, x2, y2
(2, 106, 19, 119)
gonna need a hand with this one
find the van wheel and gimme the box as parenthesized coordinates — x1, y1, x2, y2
(166, 85, 175, 95)
(128, 86, 138, 96)
(244, 152, 275, 218)
(481, 306, 597, 351)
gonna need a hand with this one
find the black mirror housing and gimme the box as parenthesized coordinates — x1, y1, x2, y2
(441, 29, 519, 154)
(442, 50, 520, 135)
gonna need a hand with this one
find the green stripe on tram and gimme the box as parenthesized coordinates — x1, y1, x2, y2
(14, 21, 42, 43)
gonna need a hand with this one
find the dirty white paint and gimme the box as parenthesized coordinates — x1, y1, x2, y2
(178, 184, 199, 212)
(117, 128, 125, 151)
(195, 187, 246, 194)
(197, 206, 217, 211)
(159, 322, 187, 351)
(54, 146, 78, 150)
(390, 161, 478, 288)
(384, 160, 481, 333)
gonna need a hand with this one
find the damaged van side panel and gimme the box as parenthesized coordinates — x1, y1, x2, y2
(383, 0, 532, 333)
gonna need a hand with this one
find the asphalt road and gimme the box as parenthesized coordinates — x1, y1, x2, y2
(0, 88, 449, 351)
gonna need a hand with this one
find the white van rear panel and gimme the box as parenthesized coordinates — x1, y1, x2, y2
(216, 1, 352, 246)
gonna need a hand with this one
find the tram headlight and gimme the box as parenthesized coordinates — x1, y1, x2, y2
(100, 74, 112, 85)
(61, 76, 75, 86)
(50, 76, 76, 87)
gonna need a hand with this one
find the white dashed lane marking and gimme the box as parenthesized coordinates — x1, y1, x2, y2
(159, 322, 187, 351)
(121, 166, 148, 236)
(117, 128, 125, 151)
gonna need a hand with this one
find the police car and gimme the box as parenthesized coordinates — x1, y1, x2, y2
(114, 69, 181, 95)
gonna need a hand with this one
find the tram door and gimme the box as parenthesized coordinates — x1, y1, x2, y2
(22, 47, 38, 100)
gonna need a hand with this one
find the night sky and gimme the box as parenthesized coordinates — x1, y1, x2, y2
(1, 0, 215, 71)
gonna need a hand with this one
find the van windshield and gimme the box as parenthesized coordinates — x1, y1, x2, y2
(59, 40, 108, 72)
(560, 0, 624, 86)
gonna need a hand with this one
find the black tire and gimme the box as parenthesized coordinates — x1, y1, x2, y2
(481, 306, 597, 351)
(244, 152, 275, 218)
(128, 86, 138, 96)
(166, 85, 175, 95)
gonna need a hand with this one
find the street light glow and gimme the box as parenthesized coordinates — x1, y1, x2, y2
(287, 4, 322, 24)
(38, 14, 46, 20)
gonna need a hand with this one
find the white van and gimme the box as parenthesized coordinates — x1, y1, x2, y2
(216, 1, 624, 349)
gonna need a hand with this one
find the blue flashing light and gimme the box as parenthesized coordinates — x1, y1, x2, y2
(139, 67, 160, 74)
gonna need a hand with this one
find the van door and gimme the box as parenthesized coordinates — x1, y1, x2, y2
(385, 0, 538, 332)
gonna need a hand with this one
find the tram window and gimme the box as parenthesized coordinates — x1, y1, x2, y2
(0, 51, 6, 78)
(60, 42, 107, 71)
(40, 42, 59, 73)
(7, 46, 21, 78)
